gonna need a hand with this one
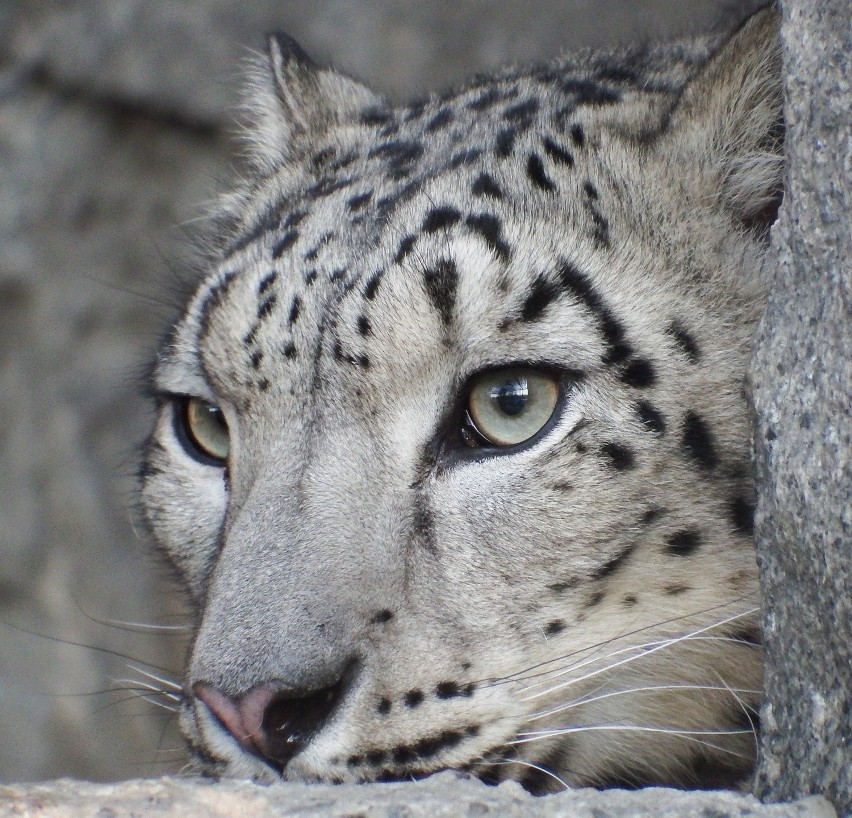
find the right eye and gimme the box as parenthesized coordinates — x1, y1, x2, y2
(174, 397, 230, 466)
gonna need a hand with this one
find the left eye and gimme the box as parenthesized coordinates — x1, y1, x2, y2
(464, 368, 560, 447)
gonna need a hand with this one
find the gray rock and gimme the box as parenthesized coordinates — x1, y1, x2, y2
(0, 775, 838, 818)
(750, 1, 852, 816)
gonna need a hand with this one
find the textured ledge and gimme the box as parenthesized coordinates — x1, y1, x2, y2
(0, 776, 837, 818)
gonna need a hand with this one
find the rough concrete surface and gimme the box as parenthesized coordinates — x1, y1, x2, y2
(751, 0, 852, 815)
(0, 775, 839, 818)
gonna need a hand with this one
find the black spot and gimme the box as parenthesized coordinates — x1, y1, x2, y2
(663, 583, 691, 596)
(543, 137, 575, 166)
(357, 315, 371, 337)
(366, 749, 387, 765)
(347, 191, 373, 211)
(636, 401, 666, 435)
(551, 481, 573, 492)
(422, 207, 462, 233)
(307, 175, 353, 198)
(585, 589, 605, 607)
(545, 620, 566, 635)
(560, 78, 621, 105)
(250, 350, 263, 369)
(435, 682, 460, 699)
(257, 271, 277, 295)
(243, 325, 258, 346)
(257, 294, 277, 320)
(450, 148, 483, 168)
(412, 736, 442, 759)
(364, 270, 385, 300)
(591, 544, 635, 580)
(495, 128, 516, 157)
(377, 698, 392, 715)
(526, 153, 556, 192)
(329, 268, 346, 283)
(557, 261, 630, 363)
(600, 442, 635, 471)
(583, 180, 599, 199)
(640, 507, 666, 526)
(270, 230, 299, 259)
(471, 172, 503, 199)
(288, 296, 301, 325)
(682, 411, 719, 470)
(371, 609, 393, 624)
(368, 139, 424, 178)
(404, 690, 424, 708)
(504, 98, 539, 123)
(438, 730, 463, 749)
(305, 269, 317, 285)
(465, 213, 510, 261)
(621, 358, 656, 388)
(225, 207, 281, 256)
(570, 123, 585, 147)
(521, 273, 560, 321)
(413, 497, 436, 554)
(425, 107, 454, 132)
(347, 755, 363, 767)
(423, 258, 458, 326)
(283, 342, 296, 359)
(394, 235, 416, 265)
(667, 321, 701, 363)
(665, 529, 702, 556)
(304, 246, 320, 262)
(468, 87, 502, 110)
(465, 725, 480, 737)
(393, 746, 416, 765)
(462, 683, 475, 697)
(258, 378, 270, 392)
(730, 496, 755, 536)
(622, 594, 638, 606)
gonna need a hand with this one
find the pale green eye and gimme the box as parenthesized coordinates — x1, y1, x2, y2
(466, 369, 560, 447)
(180, 397, 230, 464)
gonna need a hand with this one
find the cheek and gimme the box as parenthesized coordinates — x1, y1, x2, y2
(142, 423, 228, 598)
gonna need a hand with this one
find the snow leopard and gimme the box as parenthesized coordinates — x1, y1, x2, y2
(140, 4, 782, 792)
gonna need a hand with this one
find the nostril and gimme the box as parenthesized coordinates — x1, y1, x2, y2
(193, 679, 347, 771)
(258, 683, 345, 765)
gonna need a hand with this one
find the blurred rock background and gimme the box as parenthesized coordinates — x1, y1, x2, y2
(0, 0, 765, 783)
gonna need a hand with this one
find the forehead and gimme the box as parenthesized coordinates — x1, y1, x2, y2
(170, 65, 664, 401)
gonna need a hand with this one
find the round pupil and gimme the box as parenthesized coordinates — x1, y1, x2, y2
(490, 378, 529, 416)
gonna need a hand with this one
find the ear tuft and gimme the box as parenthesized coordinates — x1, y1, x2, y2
(665, 6, 784, 235)
(239, 32, 386, 172)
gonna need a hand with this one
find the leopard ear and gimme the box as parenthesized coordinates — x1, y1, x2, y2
(664, 6, 784, 234)
(241, 32, 387, 170)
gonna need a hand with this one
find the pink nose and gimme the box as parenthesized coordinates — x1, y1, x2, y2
(193, 680, 344, 770)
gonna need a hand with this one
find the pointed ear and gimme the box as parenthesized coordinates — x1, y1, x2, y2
(241, 32, 387, 170)
(663, 7, 783, 234)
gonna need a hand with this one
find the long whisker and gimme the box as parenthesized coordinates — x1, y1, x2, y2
(524, 683, 761, 723)
(126, 663, 183, 692)
(113, 678, 183, 703)
(512, 725, 754, 759)
(519, 608, 759, 700)
(479, 601, 757, 689)
(487, 758, 570, 790)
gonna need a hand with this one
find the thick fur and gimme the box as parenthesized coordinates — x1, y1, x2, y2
(142, 7, 782, 792)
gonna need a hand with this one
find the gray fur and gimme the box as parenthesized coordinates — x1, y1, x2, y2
(142, 6, 781, 791)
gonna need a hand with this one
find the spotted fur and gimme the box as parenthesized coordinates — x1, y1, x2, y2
(142, 6, 782, 792)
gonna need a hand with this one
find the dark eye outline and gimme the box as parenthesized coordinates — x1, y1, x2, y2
(443, 363, 583, 462)
(172, 396, 230, 468)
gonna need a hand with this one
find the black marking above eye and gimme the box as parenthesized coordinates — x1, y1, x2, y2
(570, 123, 585, 147)
(271, 230, 299, 258)
(471, 172, 503, 199)
(465, 214, 510, 261)
(636, 401, 667, 435)
(667, 321, 701, 363)
(423, 258, 458, 326)
(543, 137, 575, 166)
(521, 274, 560, 321)
(621, 358, 657, 388)
(600, 442, 635, 471)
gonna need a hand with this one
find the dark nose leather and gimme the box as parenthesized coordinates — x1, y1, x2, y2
(194, 679, 345, 770)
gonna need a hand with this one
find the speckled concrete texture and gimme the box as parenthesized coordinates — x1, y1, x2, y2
(751, 1, 852, 815)
(0, 775, 838, 818)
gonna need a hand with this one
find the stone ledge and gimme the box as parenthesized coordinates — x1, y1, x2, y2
(0, 775, 837, 818)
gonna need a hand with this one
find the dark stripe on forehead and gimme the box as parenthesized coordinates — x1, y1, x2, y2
(465, 214, 510, 261)
(557, 260, 631, 362)
(423, 259, 458, 326)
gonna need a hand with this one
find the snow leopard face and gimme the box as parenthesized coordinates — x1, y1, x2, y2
(141, 6, 781, 791)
